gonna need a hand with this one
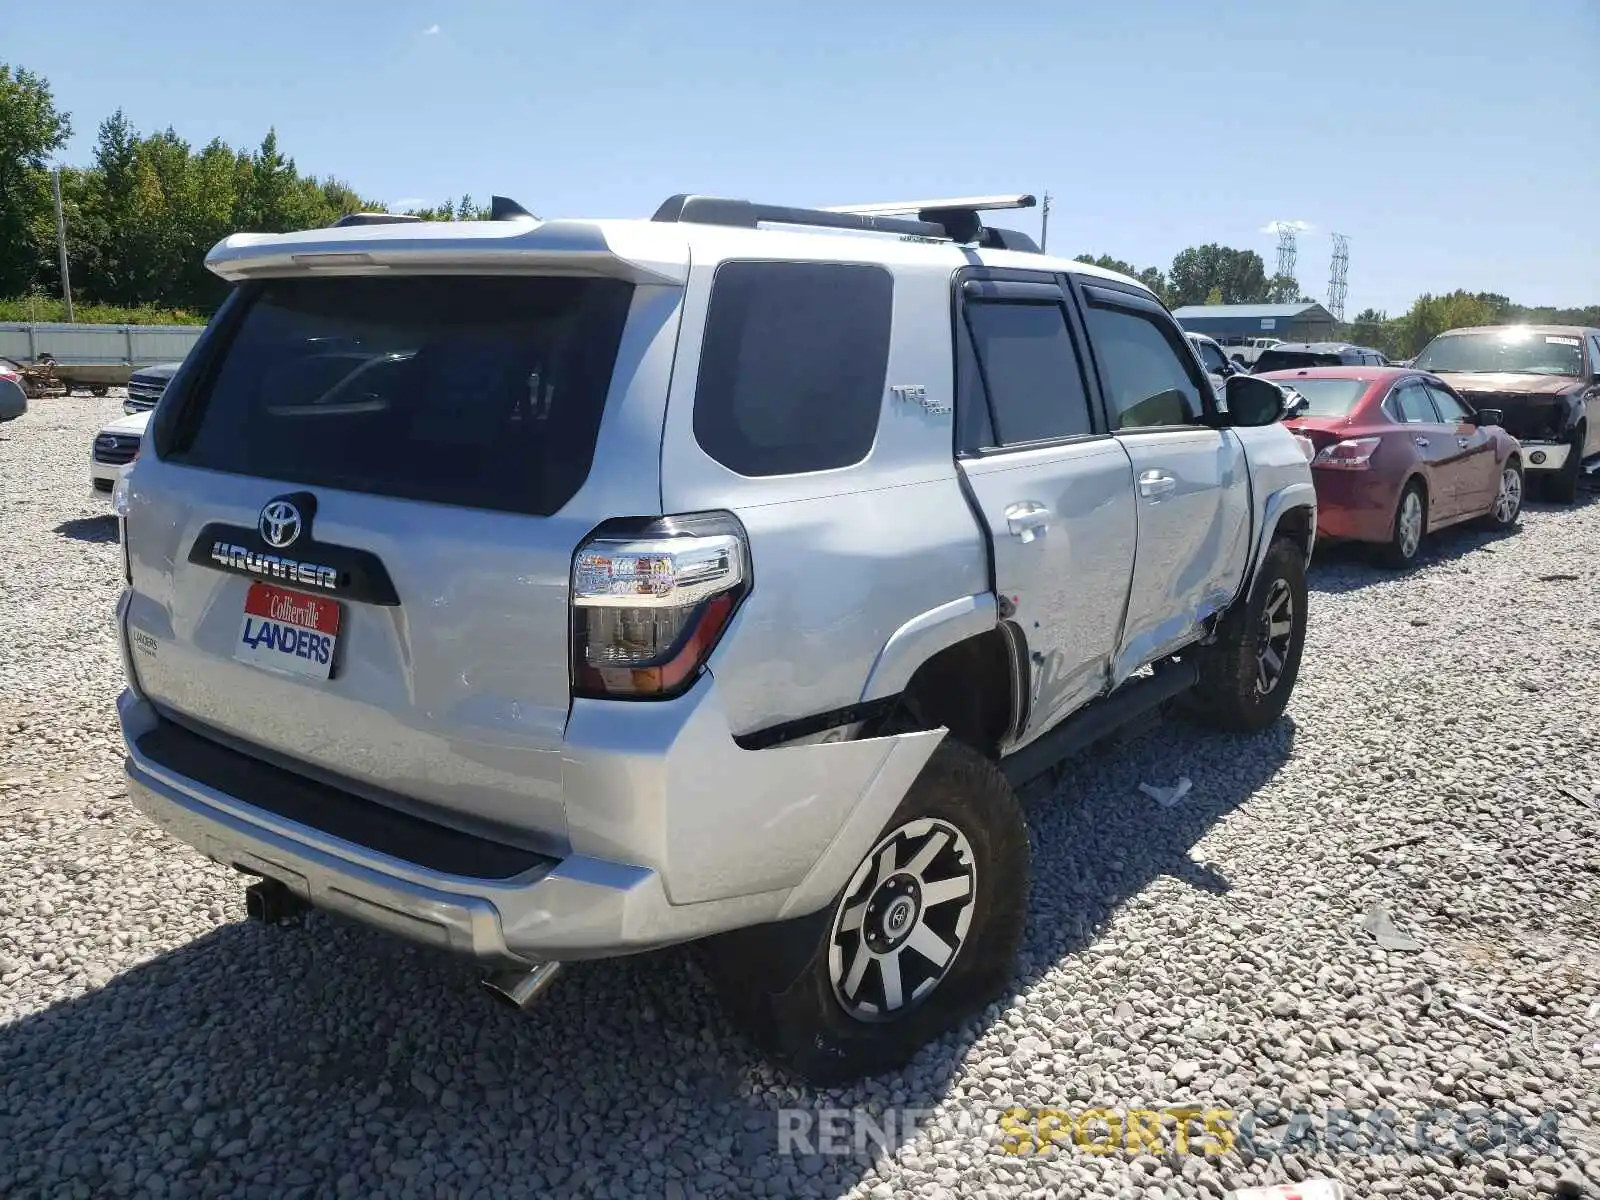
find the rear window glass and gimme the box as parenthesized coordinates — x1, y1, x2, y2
(693, 261, 891, 476)
(1254, 350, 1342, 373)
(167, 275, 635, 516)
(1272, 376, 1369, 417)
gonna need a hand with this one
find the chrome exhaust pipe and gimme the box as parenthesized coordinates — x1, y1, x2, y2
(480, 962, 563, 1009)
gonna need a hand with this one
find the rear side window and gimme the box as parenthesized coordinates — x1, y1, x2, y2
(693, 261, 891, 476)
(1255, 350, 1342, 372)
(167, 275, 635, 517)
(962, 300, 1095, 447)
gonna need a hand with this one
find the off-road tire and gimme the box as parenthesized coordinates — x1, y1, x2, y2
(1186, 536, 1308, 735)
(698, 739, 1030, 1086)
(1546, 429, 1583, 505)
(1378, 480, 1427, 569)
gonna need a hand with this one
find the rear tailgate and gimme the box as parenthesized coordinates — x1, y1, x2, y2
(122, 263, 686, 851)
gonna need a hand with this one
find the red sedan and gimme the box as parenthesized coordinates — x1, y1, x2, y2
(1261, 366, 1525, 567)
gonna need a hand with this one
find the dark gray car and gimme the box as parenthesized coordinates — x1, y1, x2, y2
(125, 362, 183, 414)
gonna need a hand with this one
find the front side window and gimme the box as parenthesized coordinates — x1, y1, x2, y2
(1424, 382, 1471, 424)
(961, 300, 1096, 447)
(693, 261, 892, 477)
(1083, 303, 1206, 429)
(1196, 340, 1229, 373)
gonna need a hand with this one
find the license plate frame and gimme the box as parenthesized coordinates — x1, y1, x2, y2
(233, 581, 343, 681)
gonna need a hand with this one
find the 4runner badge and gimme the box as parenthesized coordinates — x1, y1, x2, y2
(889, 384, 950, 416)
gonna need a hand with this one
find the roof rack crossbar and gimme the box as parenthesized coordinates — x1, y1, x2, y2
(820, 193, 1037, 217)
(825, 194, 1039, 251)
(652, 194, 944, 238)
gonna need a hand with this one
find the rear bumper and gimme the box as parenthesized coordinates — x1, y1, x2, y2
(1307, 470, 1396, 543)
(117, 668, 944, 964)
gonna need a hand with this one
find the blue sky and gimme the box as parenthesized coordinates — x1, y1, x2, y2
(6, 0, 1597, 314)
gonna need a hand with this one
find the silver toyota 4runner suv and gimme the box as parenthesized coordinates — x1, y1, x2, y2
(113, 192, 1315, 1084)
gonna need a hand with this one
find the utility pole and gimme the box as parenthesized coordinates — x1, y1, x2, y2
(51, 166, 75, 322)
(1038, 191, 1051, 252)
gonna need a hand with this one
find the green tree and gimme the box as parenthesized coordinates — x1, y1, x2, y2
(1398, 291, 1497, 357)
(0, 62, 71, 296)
(1265, 273, 1300, 304)
(1168, 244, 1269, 307)
(1073, 253, 1168, 303)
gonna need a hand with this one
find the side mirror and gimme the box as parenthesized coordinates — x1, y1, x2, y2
(1474, 408, 1504, 427)
(1225, 375, 1291, 427)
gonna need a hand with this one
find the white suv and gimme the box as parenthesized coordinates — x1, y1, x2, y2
(90, 410, 149, 502)
(112, 192, 1316, 1083)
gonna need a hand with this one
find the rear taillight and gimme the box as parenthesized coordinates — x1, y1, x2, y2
(112, 472, 132, 584)
(1312, 436, 1381, 470)
(570, 513, 750, 700)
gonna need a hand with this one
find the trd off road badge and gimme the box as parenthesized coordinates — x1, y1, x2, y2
(889, 384, 951, 416)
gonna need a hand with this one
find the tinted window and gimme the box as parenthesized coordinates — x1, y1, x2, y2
(694, 261, 891, 477)
(1392, 381, 1440, 424)
(1195, 340, 1229, 372)
(169, 275, 634, 516)
(1589, 336, 1600, 376)
(1424, 382, 1470, 423)
(1255, 349, 1342, 373)
(963, 300, 1094, 446)
(1083, 303, 1205, 429)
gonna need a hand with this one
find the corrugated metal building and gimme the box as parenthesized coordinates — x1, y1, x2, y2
(1171, 302, 1337, 344)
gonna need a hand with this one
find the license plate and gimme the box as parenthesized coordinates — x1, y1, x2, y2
(234, 581, 341, 680)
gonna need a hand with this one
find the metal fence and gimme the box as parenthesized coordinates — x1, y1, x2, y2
(0, 322, 203, 369)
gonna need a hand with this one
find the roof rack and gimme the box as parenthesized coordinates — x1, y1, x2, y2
(825, 194, 1040, 250)
(332, 212, 424, 228)
(650, 192, 1041, 252)
(653, 195, 943, 238)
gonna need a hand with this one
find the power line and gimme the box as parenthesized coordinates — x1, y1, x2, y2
(1328, 233, 1350, 322)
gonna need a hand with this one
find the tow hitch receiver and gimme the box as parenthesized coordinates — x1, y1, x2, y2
(244, 877, 309, 925)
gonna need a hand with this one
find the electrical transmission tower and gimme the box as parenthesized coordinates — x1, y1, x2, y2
(1328, 233, 1350, 322)
(1276, 226, 1297, 282)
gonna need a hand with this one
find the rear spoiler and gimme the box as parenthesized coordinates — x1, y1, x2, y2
(204, 219, 689, 286)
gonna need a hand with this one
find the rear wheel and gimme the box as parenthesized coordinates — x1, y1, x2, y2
(1480, 459, 1524, 530)
(700, 739, 1029, 1085)
(1379, 481, 1426, 568)
(1187, 536, 1308, 734)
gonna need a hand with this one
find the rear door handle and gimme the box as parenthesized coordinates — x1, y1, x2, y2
(1137, 470, 1177, 499)
(1004, 501, 1050, 542)
(1413, 436, 1430, 447)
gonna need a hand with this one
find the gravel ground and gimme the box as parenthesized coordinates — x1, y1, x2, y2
(2, 393, 1599, 1200)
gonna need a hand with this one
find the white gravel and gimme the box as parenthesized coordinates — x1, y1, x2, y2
(2, 393, 1598, 1200)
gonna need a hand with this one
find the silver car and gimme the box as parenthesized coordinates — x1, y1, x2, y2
(114, 193, 1315, 1083)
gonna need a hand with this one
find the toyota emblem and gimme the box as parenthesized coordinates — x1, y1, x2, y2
(259, 500, 303, 549)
